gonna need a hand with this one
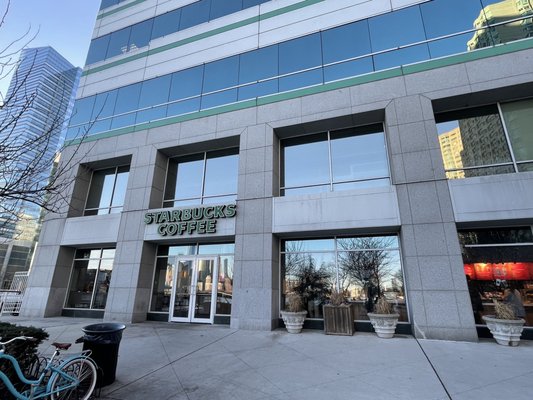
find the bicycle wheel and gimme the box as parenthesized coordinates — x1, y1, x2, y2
(49, 358, 97, 400)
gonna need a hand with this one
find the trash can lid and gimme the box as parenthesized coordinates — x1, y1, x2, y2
(82, 323, 126, 334)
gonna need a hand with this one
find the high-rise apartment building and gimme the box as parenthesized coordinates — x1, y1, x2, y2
(21, 0, 533, 342)
(0, 47, 80, 287)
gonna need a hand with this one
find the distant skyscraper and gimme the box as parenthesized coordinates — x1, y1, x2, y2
(0, 46, 80, 239)
(0, 47, 80, 287)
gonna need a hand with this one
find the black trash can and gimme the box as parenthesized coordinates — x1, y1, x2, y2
(79, 323, 126, 387)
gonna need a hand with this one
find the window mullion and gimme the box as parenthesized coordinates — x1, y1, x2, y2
(200, 152, 207, 204)
(327, 130, 334, 192)
(108, 166, 120, 214)
(497, 102, 519, 172)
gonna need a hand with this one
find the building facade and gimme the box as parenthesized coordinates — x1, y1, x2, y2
(21, 0, 533, 342)
(0, 47, 80, 287)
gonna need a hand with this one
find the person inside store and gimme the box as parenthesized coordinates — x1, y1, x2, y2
(503, 285, 526, 319)
(466, 275, 484, 324)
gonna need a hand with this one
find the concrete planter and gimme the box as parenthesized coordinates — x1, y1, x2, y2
(323, 304, 354, 336)
(280, 310, 307, 334)
(367, 313, 400, 339)
(482, 315, 525, 346)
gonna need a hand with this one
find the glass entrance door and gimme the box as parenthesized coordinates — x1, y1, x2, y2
(169, 256, 218, 323)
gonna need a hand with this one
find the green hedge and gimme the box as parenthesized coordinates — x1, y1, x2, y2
(0, 322, 49, 399)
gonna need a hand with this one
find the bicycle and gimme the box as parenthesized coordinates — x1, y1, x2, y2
(0, 336, 97, 400)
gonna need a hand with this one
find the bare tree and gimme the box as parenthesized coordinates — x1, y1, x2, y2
(0, 1, 88, 241)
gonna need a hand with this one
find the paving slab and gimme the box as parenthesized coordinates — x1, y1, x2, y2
(1, 316, 532, 399)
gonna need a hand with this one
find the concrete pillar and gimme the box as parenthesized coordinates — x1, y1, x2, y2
(104, 147, 165, 322)
(231, 124, 280, 330)
(386, 95, 478, 341)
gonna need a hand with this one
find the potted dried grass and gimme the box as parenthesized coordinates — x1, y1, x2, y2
(367, 296, 399, 339)
(482, 300, 525, 346)
(323, 290, 354, 336)
(280, 292, 307, 334)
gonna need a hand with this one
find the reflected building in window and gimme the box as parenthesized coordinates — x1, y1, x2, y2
(468, 0, 533, 50)
(438, 127, 465, 179)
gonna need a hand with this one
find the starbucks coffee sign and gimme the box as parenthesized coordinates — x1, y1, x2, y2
(144, 204, 236, 236)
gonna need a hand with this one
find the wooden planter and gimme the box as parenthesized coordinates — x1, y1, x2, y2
(323, 304, 354, 336)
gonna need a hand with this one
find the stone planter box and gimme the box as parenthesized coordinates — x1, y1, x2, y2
(323, 304, 354, 336)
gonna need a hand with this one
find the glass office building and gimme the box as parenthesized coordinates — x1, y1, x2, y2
(0, 47, 80, 288)
(22, 0, 533, 341)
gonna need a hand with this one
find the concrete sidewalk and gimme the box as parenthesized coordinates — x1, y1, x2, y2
(2, 317, 532, 399)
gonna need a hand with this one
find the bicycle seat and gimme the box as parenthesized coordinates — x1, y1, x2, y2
(52, 342, 72, 350)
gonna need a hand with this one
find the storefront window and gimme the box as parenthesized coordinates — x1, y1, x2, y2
(281, 124, 389, 196)
(65, 249, 115, 309)
(150, 243, 234, 315)
(436, 99, 533, 179)
(85, 165, 130, 215)
(163, 149, 238, 207)
(459, 227, 533, 327)
(281, 236, 407, 322)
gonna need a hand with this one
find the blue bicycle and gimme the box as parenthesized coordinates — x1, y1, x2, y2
(0, 336, 97, 399)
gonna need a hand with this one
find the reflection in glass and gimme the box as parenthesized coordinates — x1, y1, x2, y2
(216, 256, 234, 315)
(173, 260, 193, 318)
(281, 126, 389, 195)
(330, 130, 388, 183)
(279, 34, 322, 74)
(436, 106, 513, 179)
(85, 166, 130, 215)
(129, 19, 153, 51)
(151, 258, 175, 312)
(152, 9, 181, 40)
(282, 236, 406, 321)
(368, 6, 426, 52)
(203, 152, 238, 197)
(282, 251, 335, 319)
(459, 227, 533, 327)
(164, 150, 238, 206)
(501, 99, 533, 163)
(282, 133, 329, 190)
(65, 249, 115, 309)
(165, 155, 204, 204)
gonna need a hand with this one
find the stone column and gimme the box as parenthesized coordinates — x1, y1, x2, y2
(103, 146, 166, 322)
(231, 124, 279, 330)
(387, 95, 478, 341)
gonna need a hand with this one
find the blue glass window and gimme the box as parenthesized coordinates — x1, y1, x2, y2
(169, 66, 204, 101)
(373, 44, 430, 70)
(210, 0, 243, 20)
(369, 7, 427, 52)
(93, 90, 117, 118)
(420, 0, 483, 58)
(70, 97, 95, 126)
(100, 0, 119, 10)
(114, 83, 141, 114)
(238, 46, 278, 99)
(203, 56, 239, 93)
(279, 33, 322, 90)
(139, 75, 171, 108)
(243, 0, 266, 7)
(129, 19, 153, 51)
(239, 45, 278, 83)
(152, 9, 181, 40)
(322, 20, 371, 64)
(201, 89, 238, 109)
(279, 33, 322, 74)
(86, 35, 110, 65)
(106, 27, 131, 59)
(179, 0, 210, 31)
(323, 58, 373, 83)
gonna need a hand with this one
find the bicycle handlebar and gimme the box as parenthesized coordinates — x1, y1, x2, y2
(0, 336, 37, 346)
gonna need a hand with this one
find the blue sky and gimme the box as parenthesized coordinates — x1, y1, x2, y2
(0, 0, 101, 97)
